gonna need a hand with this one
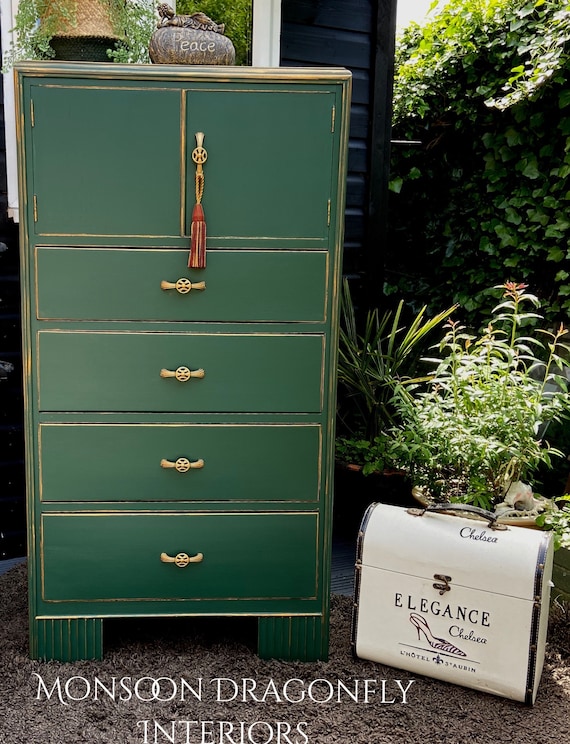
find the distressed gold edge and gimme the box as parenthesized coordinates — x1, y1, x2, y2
(40, 510, 320, 604)
(320, 74, 352, 612)
(39, 598, 320, 605)
(34, 245, 329, 252)
(15, 68, 41, 636)
(14, 61, 352, 83)
(36, 328, 327, 337)
(35, 232, 326, 241)
(36, 612, 323, 619)
(28, 83, 338, 95)
(39, 422, 323, 427)
(180, 89, 187, 236)
(30, 84, 183, 92)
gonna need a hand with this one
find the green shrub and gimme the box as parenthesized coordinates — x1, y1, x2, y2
(387, 0, 570, 329)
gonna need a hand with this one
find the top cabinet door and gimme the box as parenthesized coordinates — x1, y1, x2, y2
(28, 84, 183, 238)
(185, 88, 336, 248)
(25, 80, 339, 245)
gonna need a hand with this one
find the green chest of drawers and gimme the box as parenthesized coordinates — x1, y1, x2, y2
(15, 62, 351, 662)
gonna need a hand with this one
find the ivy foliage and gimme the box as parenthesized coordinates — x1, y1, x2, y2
(387, 0, 570, 328)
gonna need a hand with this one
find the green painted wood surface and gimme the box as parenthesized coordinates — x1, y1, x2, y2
(37, 331, 324, 412)
(17, 62, 351, 661)
(185, 90, 334, 243)
(39, 423, 321, 503)
(41, 512, 319, 601)
(258, 615, 328, 661)
(35, 248, 328, 322)
(28, 81, 337, 246)
(29, 84, 182, 237)
(31, 618, 103, 661)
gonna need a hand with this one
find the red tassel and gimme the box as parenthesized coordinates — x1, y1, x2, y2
(189, 202, 206, 268)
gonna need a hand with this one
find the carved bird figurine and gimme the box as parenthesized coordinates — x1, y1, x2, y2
(156, 4, 225, 33)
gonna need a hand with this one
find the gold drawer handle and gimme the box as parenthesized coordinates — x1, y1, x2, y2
(160, 366, 205, 381)
(160, 551, 204, 568)
(160, 278, 206, 294)
(160, 457, 204, 472)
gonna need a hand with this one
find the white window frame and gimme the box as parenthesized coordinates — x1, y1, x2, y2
(1, 0, 20, 221)
(0, 0, 282, 222)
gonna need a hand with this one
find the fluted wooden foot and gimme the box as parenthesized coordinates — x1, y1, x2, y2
(258, 615, 328, 661)
(31, 617, 103, 661)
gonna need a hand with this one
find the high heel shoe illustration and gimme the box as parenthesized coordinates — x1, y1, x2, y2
(409, 613, 466, 657)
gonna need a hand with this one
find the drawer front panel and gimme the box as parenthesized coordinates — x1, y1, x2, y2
(41, 512, 319, 601)
(38, 331, 324, 412)
(39, 423, 321, 503)
(36, 248, 328, 322)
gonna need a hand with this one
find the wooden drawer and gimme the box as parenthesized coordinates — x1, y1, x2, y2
(39, 423, 321, 503)
(35, 247, 328, 322)
(40, 512, 319, 602)
(37, 331, 324, 412)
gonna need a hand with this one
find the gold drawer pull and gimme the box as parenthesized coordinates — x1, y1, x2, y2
(160, 551, 204, 568)
(160, 457, 204, 472)
(160, 366, 205, 381)
(160, 278, 206, 294)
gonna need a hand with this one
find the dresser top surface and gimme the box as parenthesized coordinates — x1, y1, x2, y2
(14, 60, 352, 85)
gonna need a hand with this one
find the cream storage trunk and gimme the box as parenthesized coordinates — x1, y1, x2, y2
(352, 502, 554, 704)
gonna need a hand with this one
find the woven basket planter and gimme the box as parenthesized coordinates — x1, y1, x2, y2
(46, 0, 119, 61)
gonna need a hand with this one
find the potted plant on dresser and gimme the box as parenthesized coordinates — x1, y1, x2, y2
(333, 279, 455, 533)
(386, 282, 570, 530)
(3, 0, 156, 65)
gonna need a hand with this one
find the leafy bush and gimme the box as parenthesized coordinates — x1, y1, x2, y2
(336, 279, 455, 445)
(110, 0, 157, 64)
(536, 494, 570, 549)
(386, 0, 570, 329)
(2, 0, 157, 67)
(387, 282, 570, 511)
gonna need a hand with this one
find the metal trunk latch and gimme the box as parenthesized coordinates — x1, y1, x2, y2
(433, 574, 452, 595)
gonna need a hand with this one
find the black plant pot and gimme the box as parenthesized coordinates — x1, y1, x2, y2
(333, 462, 415, 539)
(50, 35, 116, 61)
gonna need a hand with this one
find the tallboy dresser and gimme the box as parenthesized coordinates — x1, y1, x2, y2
(15, 62, 351, 661)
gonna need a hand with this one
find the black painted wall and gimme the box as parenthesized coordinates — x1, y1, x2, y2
(280, 0, 397, 283)
(0, 66, 26, 560)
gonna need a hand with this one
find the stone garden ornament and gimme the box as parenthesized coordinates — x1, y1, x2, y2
(149, 5, 236, 65)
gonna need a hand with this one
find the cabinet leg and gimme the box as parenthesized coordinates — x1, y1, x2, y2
(31, 618, 103, 661)
(257, 615, 328, 661)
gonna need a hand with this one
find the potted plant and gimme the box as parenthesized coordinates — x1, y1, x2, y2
(333, 280, 455, 533)
(3, 0, 156, 66)
(537, 494, 570, 600)
(336, 278, 456, 472)
(387, 282, 570, 525)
